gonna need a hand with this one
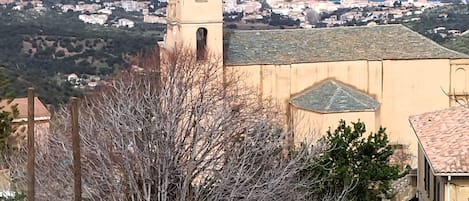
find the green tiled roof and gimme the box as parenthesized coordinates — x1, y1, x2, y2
(224, 24, 469, 65)
(290, 80, 379, 113)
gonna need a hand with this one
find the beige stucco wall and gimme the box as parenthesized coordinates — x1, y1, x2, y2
(290, 60, 380, 97)
(229, 58, 469, 166)
(166, 23, 223, 56)
(380, 59, 451, 158)
(290, 106, 377, 145)
(166, 0, 223, 56)
(448, 178, 469, 201)
(170, 0, 222, 23)
(9, 120, 50, 150)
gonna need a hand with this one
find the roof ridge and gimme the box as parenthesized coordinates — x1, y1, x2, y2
(337, 83, 371, 108)
(410, 105, 468, 120)
(324, 81, 340, 111)
(290, 80, 379, 113)
(229, 24, 405, 34)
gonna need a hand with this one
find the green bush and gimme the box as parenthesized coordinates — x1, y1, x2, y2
(302, 120, 399, 201)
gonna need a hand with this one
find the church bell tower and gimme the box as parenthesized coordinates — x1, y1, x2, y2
(165, 0, 223, 59)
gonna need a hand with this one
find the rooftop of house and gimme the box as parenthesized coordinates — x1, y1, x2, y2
(409, 106, 469, 175)
(0, 97, 51, 122)
(224, 24, 469, 65)
(290, 80, 380, 113)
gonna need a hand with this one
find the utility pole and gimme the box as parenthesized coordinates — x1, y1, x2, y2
(27, 88, 35, 201)
(71, 97, 82, 201)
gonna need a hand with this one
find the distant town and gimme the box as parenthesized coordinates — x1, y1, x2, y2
(0, 0, 468, 101)
(0, 0, 467, 38)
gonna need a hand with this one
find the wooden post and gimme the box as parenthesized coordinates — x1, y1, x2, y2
(71, 97, 82, 201)
(27, 88, 35, 201)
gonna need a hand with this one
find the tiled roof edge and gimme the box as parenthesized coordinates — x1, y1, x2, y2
(399, 25, 469, 58)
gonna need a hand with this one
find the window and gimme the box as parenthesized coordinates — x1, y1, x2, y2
(424, 158, 430, 194)
(454, 67, 467, 93)
(196, 28, 207, 60)
(434, 176, 440, 201)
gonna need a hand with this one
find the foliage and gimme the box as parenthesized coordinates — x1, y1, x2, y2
(0, 8, 163, 105)
(404, 5, 469, 43)
(303, 120, 399, 201)
(0, 70, 18, 151)
(443, 35, 469, 55)
(0, 191, 26, 201)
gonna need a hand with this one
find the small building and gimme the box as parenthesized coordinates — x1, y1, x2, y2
(67, 73, 78, 82)
(410, 106, 469, 201)
(0, 97, 50, 192)
(144, 15, 167, 24)
(78, 14, 108, 25)
(0, 97, 51, 149)
(118, 18, 135, 28)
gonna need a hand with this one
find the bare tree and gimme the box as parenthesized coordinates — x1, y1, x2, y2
(10, 48, 352, 201)
(305, 9, 320, 25)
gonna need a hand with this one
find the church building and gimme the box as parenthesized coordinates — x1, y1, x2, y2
(161, 0, 469, 166)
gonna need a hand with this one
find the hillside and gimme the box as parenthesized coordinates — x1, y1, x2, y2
(442, 35, 469, 55)
(402, 4, 469, 54)
(0, 8, 163, 105)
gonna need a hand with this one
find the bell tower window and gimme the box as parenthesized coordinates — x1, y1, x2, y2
(196, 28, 208, 60)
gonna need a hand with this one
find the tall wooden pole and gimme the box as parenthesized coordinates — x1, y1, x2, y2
(71, 97, 82, 201)
(27, 88, 35, 201)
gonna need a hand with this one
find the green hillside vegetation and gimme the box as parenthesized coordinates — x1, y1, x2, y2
(0, 8, 163, 105)
(443, 36, 469, 54)
(404, 5, 469, 42)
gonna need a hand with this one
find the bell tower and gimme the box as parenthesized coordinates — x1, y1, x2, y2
(165, 0, 223, 59)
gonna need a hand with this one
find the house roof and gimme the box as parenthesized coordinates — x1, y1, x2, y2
(0, 97, 51, 122)
(290, 80, 380, 113)
(409, 106, 469, 175)
(224, 24, 469, 65)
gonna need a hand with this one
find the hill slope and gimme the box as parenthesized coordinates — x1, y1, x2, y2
(0, 8, 163, 105)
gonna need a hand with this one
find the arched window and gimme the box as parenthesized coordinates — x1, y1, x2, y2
(454, 67, 467, 94)
(196, 28, 207, 60)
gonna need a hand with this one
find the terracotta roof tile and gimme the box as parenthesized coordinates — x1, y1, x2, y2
(0, 97, 51, 120)
(409, 106, 469, 175)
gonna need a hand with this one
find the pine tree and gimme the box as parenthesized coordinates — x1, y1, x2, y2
(304, 120, 399, 201)
(0, 69, 18, 151)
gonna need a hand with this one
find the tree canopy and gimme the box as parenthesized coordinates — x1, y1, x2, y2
(303, 120, 399, 201)
(0, 70, 18, 151)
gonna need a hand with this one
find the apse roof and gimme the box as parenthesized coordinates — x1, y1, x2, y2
(290, 80, 380, 113)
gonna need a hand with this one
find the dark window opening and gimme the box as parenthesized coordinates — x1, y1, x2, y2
(424, 158, 430, 196)
(196, 28, 207, 60)
(434, 176, 439, 201)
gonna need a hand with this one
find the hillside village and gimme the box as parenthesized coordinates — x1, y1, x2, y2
(1, 0, 467, 34)
(1, 0, 469, 200)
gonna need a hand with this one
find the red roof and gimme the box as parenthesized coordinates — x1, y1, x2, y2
(0, 97, 51, 121)
(410, 106, 469, 175)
